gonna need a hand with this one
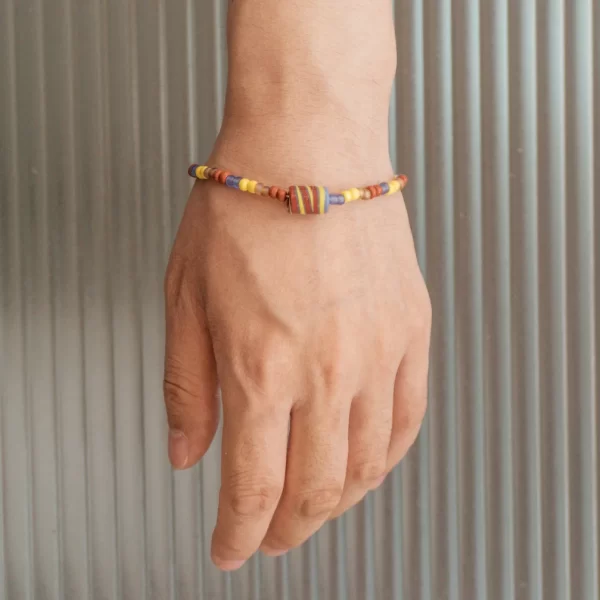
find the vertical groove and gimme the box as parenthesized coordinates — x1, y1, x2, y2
(80, 0, 119, 596)
(452, 0, 487, 598)
(389, 473, 403, 599)
(48, 0, 90, 596)
(423, 2, 459, 599)
(334, 517, 348, 600)
(0, 0, 33, 597)
(538, 2, 571, 599)
(481, 0, 515, 598)
(100, 0, 121, 594)
(566, 2, 598, 599)
(127, 0, 149, 598)
(28, 0, 62, 596)
(509, 1, 543, 599)
(362, 497, 376, 600)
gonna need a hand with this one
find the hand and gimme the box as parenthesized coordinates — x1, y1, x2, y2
(163, 172, 432, 570)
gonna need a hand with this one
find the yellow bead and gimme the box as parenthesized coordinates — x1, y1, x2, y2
(350, 188, 361, 201)
(196, 166, 208, 180)
(388, 181, 400, 194)
(343, 190, 353, 203)
(247, 180, 257, 194)
(239, 178, 250, 192)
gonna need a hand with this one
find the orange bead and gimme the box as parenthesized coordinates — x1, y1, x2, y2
(277, 189, 287, 202)
(218, 171, 230, 184)
(269, 186, 279, 199)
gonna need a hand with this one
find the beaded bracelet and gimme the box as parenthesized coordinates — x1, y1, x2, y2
(189, 164, 408, 215)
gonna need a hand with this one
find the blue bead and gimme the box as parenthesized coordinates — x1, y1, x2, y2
(329, 194, 345, 205)
(380, 182, 390, 194)
(188, 164, 198, 177)
(226, 176, 242, 188)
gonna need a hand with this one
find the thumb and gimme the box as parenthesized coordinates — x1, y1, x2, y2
(164, 262, 219, 470)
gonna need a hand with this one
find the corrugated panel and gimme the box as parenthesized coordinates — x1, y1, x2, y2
(0, 0, 598, 599)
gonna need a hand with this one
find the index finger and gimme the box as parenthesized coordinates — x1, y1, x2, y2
(210, 378, 290, 570)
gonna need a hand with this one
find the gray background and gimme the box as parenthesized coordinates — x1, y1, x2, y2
(1, 0, 599, 599)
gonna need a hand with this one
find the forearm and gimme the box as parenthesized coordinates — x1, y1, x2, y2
(211, 0, 398, 188)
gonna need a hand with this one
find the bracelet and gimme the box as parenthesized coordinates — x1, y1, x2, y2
(188, 164, 408, 215)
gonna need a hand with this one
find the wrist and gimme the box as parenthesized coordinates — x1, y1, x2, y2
(210, 0, 398, 190)
(210, 112, 393, 192)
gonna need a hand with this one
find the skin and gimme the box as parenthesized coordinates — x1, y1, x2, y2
(163, 0, 432, 570)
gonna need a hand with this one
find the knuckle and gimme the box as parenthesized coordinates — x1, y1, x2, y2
(164, 357, 202, 400)
(394, 400, 428, 438)
(350, 458, 388, 487)
(235, 340, 288, 396)
(294, 486, 344, 519)
(228, 482, 282, 518)
(319, 359, 347, 393)
(164, 254, 187, 300)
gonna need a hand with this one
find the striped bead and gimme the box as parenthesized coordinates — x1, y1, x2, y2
(288, 185, 330, 215)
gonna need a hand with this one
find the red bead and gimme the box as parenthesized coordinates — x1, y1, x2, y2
(268, 186, 279, 199)
(375, 185, 383, 196)
(218, 171, 230, 184)
(277, 189, 287, 202)
(213, 169, 222, 181)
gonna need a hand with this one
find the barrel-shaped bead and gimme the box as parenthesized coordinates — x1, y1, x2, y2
(329, 194, 345, 205)
(288, 185, 330, 215)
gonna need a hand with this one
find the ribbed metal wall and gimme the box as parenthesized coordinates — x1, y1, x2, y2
(0, 0, 598, 598)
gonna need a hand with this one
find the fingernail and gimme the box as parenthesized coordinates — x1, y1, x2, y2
(261, 545, 288, 558)
(168, 430, 188, 469)
(213, 559, 246, 571)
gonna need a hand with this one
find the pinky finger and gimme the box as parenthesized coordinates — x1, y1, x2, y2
(387, 332, 430, 470)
